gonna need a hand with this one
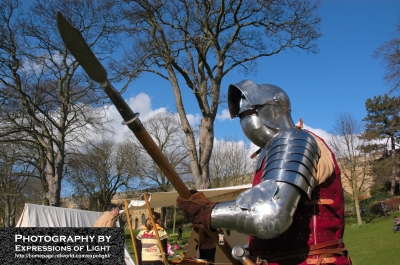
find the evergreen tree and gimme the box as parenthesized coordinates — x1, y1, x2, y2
(362, 94, 400, 195)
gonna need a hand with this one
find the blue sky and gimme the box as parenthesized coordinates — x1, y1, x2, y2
(111, 0, 400, 142)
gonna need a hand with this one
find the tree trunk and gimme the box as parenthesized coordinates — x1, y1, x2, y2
(167, 68, 202, 186)
(4, 197, 10, 228)
(45, 159, 61, 206)
(196, 117, 214, 189)
(390, 135, 397, 196)
(353, 185, 362, 225)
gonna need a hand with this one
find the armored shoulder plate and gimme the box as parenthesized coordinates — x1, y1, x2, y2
(261, 128, 321, 198)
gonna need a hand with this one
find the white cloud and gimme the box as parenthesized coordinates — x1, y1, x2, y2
(186, 113, 201, 127)
(302, 123, 331, 143)
(216, 109, 232, 121)
(105, 93, 203, 142)
(126, 92, 155, 119)
(105, 93, 167, 142)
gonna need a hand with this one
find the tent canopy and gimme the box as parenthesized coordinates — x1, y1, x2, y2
(16, 203, 102, 227)
(128, 184, 251, 209)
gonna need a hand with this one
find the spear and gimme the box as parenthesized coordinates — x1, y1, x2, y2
(56, 11, 190, 199)
(56, 11, 241, 265)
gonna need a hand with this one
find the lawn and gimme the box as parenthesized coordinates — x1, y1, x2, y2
(125, 213, 400, 264)
(344, 212, 399, 265)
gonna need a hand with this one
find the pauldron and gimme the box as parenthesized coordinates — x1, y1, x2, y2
(261, 128, 320, 198)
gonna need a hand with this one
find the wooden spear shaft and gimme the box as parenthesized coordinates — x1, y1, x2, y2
(124, 200, 139, 265)
(143, 194, 169, 265)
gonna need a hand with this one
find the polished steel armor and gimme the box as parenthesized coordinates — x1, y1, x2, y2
(262, 128, 320, 198)
(228, 80, 295, 147)
(211, 80, 321, 239)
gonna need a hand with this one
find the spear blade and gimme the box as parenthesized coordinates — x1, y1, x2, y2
(56, 10, 107, 83)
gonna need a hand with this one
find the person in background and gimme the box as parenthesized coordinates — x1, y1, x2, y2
(383, 203, 389, 218)
(379, 201, 387, 217)
(177, 225, 183, 240)
(93, 204, 120, 227)
(166, 243, 175, 257)
(360, 206, 366, 216)
(174, 242, 180, 250)
(136, 212, 168, 265)
(393, 216, 400, 233)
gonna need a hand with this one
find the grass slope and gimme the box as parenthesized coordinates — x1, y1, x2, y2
(344, 213, 399, 265)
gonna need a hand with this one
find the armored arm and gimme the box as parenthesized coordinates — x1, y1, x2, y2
(210, 129, 321, 239)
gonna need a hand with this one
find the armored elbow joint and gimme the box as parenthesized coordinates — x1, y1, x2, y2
(211, 180, 301, 239)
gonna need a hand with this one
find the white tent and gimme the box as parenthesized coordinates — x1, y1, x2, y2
(17, 203, 135, 265)
(16, 203, 102, 227)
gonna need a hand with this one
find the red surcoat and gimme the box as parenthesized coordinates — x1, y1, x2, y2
(248, 133, 351, 265)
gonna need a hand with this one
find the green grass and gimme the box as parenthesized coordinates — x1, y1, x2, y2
(125, 214, 400, 264)
(344, 212, 399, 265)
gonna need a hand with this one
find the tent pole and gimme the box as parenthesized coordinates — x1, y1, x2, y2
(173, 205, 176, 235)
(124, 200, 139, 265)
(143, 193, 169, 265)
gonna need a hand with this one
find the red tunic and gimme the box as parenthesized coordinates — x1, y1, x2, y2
(248, 133, 351, 265)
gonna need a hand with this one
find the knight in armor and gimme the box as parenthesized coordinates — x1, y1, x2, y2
(177, 80, 351, 265)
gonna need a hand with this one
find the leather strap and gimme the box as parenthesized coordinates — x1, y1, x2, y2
(256, 239, 346, 263)
(304, 199, 334, 205)
(310, 239, 343, 250)
(307, 257, 337, 264)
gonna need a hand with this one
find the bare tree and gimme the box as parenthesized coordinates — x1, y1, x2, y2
(374, 21, 400, 94)
(0, 0, 122, 206)
(65, 137, 139, 211)
(120, 0, 322, 189)
(328, 113, 374, 225)
(0, 142, 37, 227)
(210, 136, 255, 188)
